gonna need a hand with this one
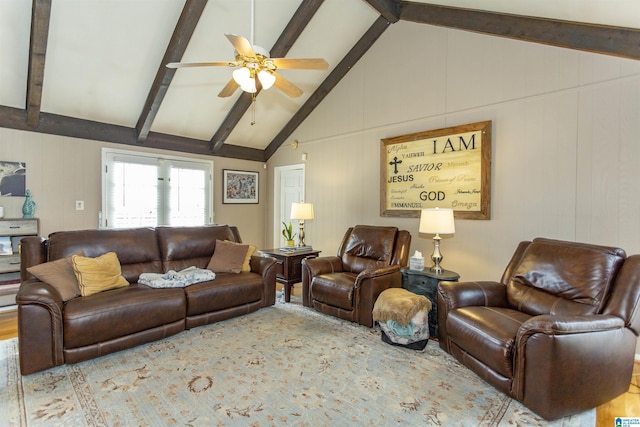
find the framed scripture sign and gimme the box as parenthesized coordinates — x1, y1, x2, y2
(380, 121, 491, 219)
(223, 169, 259, 204)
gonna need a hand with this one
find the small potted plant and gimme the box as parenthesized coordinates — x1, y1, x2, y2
(282, 221, 296, 246)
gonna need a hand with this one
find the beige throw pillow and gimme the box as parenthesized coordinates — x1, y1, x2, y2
(72, 252, 129, 297)
(207, 240, 249, 273)
(222, 240, 256, 272)
(27, 252, 84, 301)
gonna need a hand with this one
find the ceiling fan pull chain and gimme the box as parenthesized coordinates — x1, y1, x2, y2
(251, 92, 256, 125)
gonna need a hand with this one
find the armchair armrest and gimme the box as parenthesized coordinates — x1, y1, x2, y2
(517, 313, 625, 340)
(513, 313, 633, 418)
(438, 281, 508, 310)
(301, 256, 343, 307)
(354, 265, 403, 328)
(437, 281, 508, 353)
(249, 255, 278, 307)
(303, 256, 343, 276)
(16, 280, 65, 374)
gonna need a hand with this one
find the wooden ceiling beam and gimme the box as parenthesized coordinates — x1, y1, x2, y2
(0, 105, 263, 161)
(264, 16, 392, 159)
(364, 0, 400, 23)
(135, 0, 208, 143)
(400, 2, 640, 61)
(209, 0, 325, 155)
(26, 0, 52, 128)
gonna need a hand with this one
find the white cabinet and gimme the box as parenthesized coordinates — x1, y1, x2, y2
(0, 218, 39, 306)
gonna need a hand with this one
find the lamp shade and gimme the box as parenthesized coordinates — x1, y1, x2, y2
(419, 208, 455, 234)
(257, 70, 276, 90)
(290, 202, 314, 220)
(240, 78, 257, 93)
(232, 67, 251, 85)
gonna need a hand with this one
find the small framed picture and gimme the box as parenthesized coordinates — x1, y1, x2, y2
(223, 169, 259, 204)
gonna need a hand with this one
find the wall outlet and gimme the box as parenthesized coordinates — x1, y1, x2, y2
(75, 200, 85, 211)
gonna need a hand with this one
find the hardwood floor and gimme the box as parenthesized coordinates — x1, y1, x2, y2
(0, 307, 18, 341)
(2, 294, 638, 424)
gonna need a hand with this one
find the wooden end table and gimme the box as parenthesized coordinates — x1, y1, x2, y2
(259, 248, 321, 302)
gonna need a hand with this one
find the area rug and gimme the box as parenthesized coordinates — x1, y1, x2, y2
(0, 301, 594, 426)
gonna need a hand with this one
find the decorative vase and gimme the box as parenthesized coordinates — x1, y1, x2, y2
(22, 189, 36, 218)
(286, 240, 295, 247)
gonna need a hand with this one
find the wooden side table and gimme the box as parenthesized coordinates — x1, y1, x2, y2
(259, 248, 321, 302)
(400, 267, 459, 339)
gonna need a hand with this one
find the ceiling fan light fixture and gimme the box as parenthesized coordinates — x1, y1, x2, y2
(232, 67, 252, 86)
(240, 78, 257, 93)
(257, 69, 276, 90)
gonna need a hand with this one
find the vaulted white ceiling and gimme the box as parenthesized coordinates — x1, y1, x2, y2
(1, 0, 638, 161)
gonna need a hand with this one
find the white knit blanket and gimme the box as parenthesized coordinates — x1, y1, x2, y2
(139, 266, 216, 288)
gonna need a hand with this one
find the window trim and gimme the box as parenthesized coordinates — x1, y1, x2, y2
(101, 148, 214, 229)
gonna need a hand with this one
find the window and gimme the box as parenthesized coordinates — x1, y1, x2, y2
(102, 149, 213, 228)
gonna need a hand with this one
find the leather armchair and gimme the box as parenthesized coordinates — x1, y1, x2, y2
(302, 225, 411, 327)
(437, 237, 640, 420)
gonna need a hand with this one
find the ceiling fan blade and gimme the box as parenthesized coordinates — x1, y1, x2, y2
(218, 79, 239, 98)
(271, 58, 329, 70)
(225, 33, 255, 57)
(273, 72, 303, 98)
(166, 61, 231, 68)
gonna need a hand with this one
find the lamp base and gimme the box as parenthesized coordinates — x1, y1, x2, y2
(430, 234, 444, 274)
(297, 220, 306, 247)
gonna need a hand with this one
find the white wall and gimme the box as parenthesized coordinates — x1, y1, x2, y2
(0, 129, 268, 247)
(266, 22, 640, 284)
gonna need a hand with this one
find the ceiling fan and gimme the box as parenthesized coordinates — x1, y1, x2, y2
(166, 33, 328, 99)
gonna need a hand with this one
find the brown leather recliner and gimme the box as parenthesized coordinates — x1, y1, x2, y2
(301, 225, 411, 327)
(437, 237, 640, 420)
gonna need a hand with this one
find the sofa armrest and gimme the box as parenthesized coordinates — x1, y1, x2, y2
(354, 265, 403, 327)
(16, 280, 65, 374)
(249, 255, 278, 307)
(513, 314, 632, 419)
(301, 256, 344, 307)
(437, 281, 508, 353)
(20, 236, 47, 281)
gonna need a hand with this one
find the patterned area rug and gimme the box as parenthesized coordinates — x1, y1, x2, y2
(1, 301, 594, 426)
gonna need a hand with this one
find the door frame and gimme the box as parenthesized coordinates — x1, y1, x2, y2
(273, 164, 305, 247)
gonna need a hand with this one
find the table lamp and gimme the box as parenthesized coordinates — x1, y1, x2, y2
(419, 207, 455, 273)
(290, 202, 314, 247)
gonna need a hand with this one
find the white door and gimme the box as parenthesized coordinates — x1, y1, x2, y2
(274, 164, 305, 247)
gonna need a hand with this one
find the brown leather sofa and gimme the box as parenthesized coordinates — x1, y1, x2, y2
(301, 225, 411, 327)
(437, 237, 640, 420)
(17, 225, 277, 375)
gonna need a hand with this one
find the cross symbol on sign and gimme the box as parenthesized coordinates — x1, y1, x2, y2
(389, 156, 402, 174)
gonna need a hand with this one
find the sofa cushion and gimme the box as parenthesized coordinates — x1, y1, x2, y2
(310, 272, 358, 311)
(446, 306, 531, 379)
(72, 252, 129, 297)
(507, 238, 626, 315)
(340, 225, 397, 272)
(184, 272, 264, 316)
(207, 239, 249, 273)
(27, 252, 83, 301)
(48, 228, 163, 283)
(156, 225, 237, 271)
(63, 284, 186, 349)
